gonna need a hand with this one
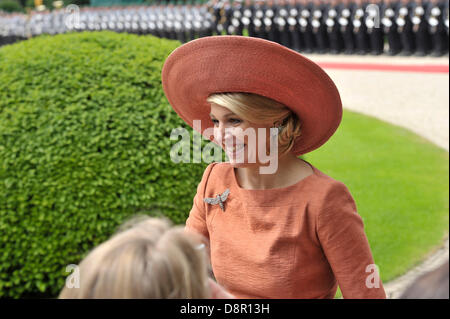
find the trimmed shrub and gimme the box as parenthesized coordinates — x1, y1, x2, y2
(0, 0, 24, 13)
(0, 31, 215, 298)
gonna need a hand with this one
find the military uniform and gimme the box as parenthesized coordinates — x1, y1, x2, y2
(383, 0, 402, 55)
(312, 0, 329, 53)
(366, 0, 385, 55)
(286, 0, 301, 51)
(325, 0, 345, 54)
(215, 0, 227, 35)
(339, 0, 357, 54)
(274, 0, 291, 46)
(397, 0, 416, 55)
(227, 0, 244, 35)
(222, 0, 234, 35)
(427, 0, 448, 56)
(253, 0, 267, 39)
(445, 0, 450, 38)
(210, 0, 224, 34)
(353, 0, 370, 54)
(241, 0, 255, 37)
(4, 0, 449, 56)
(298, 0, 316, 53)
(201, 6, 214, 37)
(412, 0, 432, 56)
(263, 0, 277, 42)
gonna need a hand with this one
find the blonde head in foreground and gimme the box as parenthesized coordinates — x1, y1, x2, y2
(59, 216, 228, 299)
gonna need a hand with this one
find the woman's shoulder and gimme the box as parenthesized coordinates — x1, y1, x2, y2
(304, 161, 349, 188)
(304, 163, 356, 205)
(198, 161, 233, 186)
(195, 162, 235, 199)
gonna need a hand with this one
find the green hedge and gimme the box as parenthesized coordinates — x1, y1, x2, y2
(0, 0, 24, 13)
(0, 31, 215, 298)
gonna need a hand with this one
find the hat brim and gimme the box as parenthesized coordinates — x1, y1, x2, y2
(161, 35, 342, 156)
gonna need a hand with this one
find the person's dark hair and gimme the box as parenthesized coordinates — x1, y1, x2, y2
(400, 260, 449, 299)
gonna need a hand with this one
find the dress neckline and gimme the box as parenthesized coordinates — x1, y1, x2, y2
(229, 158, 319, 206)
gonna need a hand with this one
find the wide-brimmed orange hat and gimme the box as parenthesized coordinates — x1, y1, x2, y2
(161, 35, 342, 156)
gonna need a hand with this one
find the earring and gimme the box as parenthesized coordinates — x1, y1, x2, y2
(270, 124, 283, 137)
(277, 125, 284, 133)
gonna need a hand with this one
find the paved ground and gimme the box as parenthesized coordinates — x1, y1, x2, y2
(305, 54, 449, 152)
(304, 54, 449, 299)
(304, 53, 449, 65)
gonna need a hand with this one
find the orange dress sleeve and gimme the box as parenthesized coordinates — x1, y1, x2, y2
(184, 163, 216, 240)
(317, 181, 386, 299)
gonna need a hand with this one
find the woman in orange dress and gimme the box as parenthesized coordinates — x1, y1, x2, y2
(162, 35, 386, 299)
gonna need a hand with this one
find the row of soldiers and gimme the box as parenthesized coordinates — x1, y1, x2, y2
(1, 0, 449, 56)
(211, 0, 449, 56)
(0, 1, 215, 46)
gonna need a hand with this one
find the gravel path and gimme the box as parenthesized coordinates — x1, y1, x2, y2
(304, 54, 449, 299)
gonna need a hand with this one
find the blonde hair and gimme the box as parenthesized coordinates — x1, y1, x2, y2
(206, 92, 302, 156)
(59, 216, 211, 299)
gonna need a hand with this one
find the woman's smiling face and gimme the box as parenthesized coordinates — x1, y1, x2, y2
(209, 103, 276, 167)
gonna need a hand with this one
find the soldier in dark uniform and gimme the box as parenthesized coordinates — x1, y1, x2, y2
(153, 3, 165, 38)
(287, 0, 301, 51)
(183, 0, 196, 41)
(172, 0, 185, 42)
(427, 0, 448, 56)
(190, 0, 206, 39)
(216, 0, 227, 35)
(130, 7, 141, 35)
(298, 0, 316, 53)
(210, 0, 223, 35)
(174, 18, 187, 42)
(147, 7, 158, 38)
(353, 0, 370, 54)
(165, 2, 177, 39)
(445, 0, 450, 39)
(229, 0, 244, 36)
(339, 0, 357, 54)
(113, 8, 123, 34)
(383, 0, 403, 55)
(274, 0, 291, 46)
(242, 0, 256, 37)
(264, 0, 278, 42)
(412, 0, 432, 56)
(269, 0, 282, 43)
(311, 0, 329, 53)
(0, 13, 9, 46)
(202, 11, 214, 37)
(253, 0, 267, 39)
(366, 0, 385, 55)
(182, 18, 193, 41)
(1, 14, 11, 46)
(207, 0, 219, 35)
(223, 0, 234, 35)
(397, 0, 416, 55)
(0, 12, 4, 47)
(325, 0, 346, 54)
(175, 1, 189, 43)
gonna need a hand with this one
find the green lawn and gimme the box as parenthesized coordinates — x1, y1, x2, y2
(304, 109, 449, 298)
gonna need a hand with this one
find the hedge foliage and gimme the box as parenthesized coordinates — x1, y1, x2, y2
(0, 31, 219, 298)
(0, 0, 24, 13)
